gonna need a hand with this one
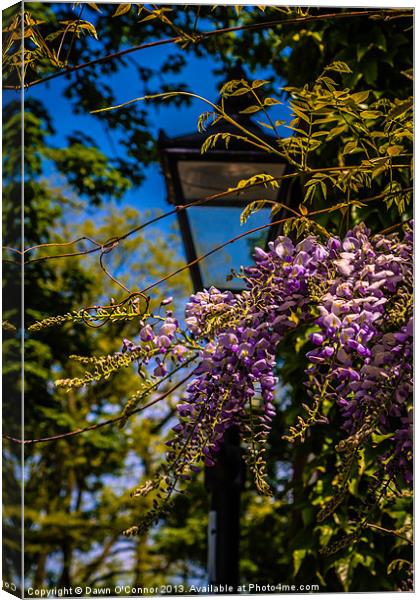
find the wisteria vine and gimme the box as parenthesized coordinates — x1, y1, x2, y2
(117, 221, 413, 534)
(33, 220, 412, 533)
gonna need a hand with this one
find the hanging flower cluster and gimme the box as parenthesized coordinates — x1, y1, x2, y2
(176, 223, 411, 473)
(127, 222, 412, 533)
(122, 298, 195, 377)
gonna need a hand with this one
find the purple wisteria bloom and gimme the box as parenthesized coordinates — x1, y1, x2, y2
(147, 221, 412, 491)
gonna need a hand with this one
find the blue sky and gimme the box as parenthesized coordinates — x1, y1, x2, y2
(23, 44, 291, 206)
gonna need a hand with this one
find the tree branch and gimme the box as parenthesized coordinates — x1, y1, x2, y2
(11, 169, 411, 265)
(3, 367, 196, 445)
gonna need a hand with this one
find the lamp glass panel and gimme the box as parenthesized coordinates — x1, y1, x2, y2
(187, 205, 272, 290)
(177, 161, 286, 202)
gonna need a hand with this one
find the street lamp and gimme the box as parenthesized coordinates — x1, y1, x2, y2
(158, 73, 295, 293)
(158, 68, 294, 589)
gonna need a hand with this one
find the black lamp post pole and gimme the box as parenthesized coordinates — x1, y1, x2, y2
(205, 427, 244, 590)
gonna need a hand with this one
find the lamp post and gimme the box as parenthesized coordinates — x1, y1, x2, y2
(158, 67, 294, 589)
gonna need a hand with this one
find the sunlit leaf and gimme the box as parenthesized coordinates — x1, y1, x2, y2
(256, 120, 274, 131)
(264, 97, 281, 106)
(324, 60, 353, 74)
(350, 90, 370, 104)
(251, 79, 270, 89)
(360, 110, 382, 119)
(342, 141, 358, 155)
(240, 200, 269, 225)
(113, 3, 132, 17)
(240, 105, 262, 114)
(386, 145, 403, 156)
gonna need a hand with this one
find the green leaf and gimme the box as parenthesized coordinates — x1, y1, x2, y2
(371, 432, 394, 445)
(318, 75, 338, 91)
(326, 124, 347, 139)
(336, 558, 352, 592)
(59, 20, 98, 39)
(373, 28, 387, 52)
(240, 105, 263, 114)
(45, 30, 65, 42)
(220, 80, 250, 97)
(342, 141, 358, 155)
(356, 43, 370, 63)
(139, 13, 158, 23)
(79, 21, 98, 39)
(304, 184, 316, 203)
(363, 59, 378, 85)
(293, 549, 308, 576)
(251, 79, 270, 89)
(235, 173, 279, 191)
(271, 204, 283, 217)
(372, 165, 388, 179)
(197, 111, 220, 132)
(229, 87, 251, 97)
(264, 97, 281, 106)
(401, 68, 413, 81)
(350, 91, 370, 104)
(292, 106, 311, 124)
(387, 559, 412, 575)
(325, 61, 352, 74)
(360, 110, 382, 119)
(113, 4, 132, 17)
(240, 200, 268, 225)
(283, 218, 292, 236)
(201, 132, 256, 154)
(386, 145, 403, 156)
(313, 116, 340, 125)
(388, 100, 412, 119)
(256, 120, 274, 131)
